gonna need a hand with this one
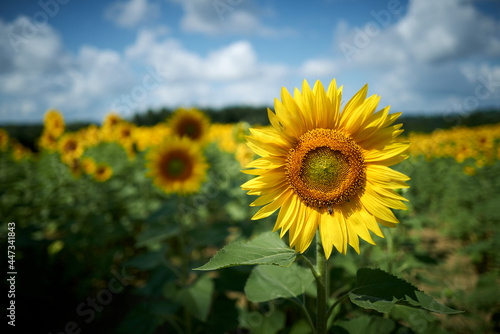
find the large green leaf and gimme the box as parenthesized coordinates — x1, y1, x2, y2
(124, 246, 167, 270)
(135, 224, 179, 248)
(195, 232, 296, 270)
(244, 263, 315, 302)
(239, 309, 286, 334)
(175, 275, 214, 322)
(349, 268, 462, 314)
(333, 315, 395, 334)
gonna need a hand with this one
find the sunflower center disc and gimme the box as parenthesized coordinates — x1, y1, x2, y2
(167, 158, 187, 177)
(64, 140, 77, 152)
(286, 128, 366, 210)
(300, 147, 349, 193)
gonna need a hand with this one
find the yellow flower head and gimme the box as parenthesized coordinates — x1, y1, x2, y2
(81, 157, 97, 175)
(38, 131, 59, 152)
(242, 79, 410, 258)
(58, 133, 85, 163)
(146, 136, 208, 195)
(0, 128, 9, 151)
(12, 142, 31, 161)
(93, 163, 113, 182)
(168, 108, 210, 143)
(68, 158, 82, 178)
(44, 109, 65, 138)
(102, 112, 123, 129)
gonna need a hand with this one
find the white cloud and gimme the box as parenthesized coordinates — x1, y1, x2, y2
(338, 0, 500, 66)
(0, 19, 298, 122)
(0, 16, 134, 122)
(105, 0, 159, 28)
(334, 0, 500, 114)
(170, 0, 292, 36)
(299, 58, 339, 78)
(124, 28, 291, 108)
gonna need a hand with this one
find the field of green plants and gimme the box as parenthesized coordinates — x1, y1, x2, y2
(1, 111, 499, 334)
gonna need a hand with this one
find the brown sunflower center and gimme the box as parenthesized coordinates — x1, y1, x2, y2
(162, 150, 193, 181)
(64, 139, 77, 152)
(96, 166, 106, 175)
(178, 119, 201, 140)
(286, 128, 366, 210)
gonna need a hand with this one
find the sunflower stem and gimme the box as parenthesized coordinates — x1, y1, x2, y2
(315, 230, 328, 334)
(298, 254, 320, 279)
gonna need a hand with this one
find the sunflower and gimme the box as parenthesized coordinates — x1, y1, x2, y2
(0, 128, 9, 152)
(58, 134, 84, 163)
(93, 163, 113, 182)
(102, 112, 123, 129)
(146, 136, 208, 195)
(242, 79, 409, 258)
(81, 157, 96, 175)
(168, 108, 210, 143)
(68, 158, 82, 178)
(38, 131, 59, 152)
(44, 109, 65, 138)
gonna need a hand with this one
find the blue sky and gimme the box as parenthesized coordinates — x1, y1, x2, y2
(1, 0, 500, 123)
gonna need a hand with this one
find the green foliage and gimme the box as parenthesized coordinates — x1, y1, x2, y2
(333, 315, 396, 334)
(195, 232, 297, 270)
(175, 275, 214, 322)
(2, 122, 499, 333)
(245, 263, 315, 302)
(350, 268, 462, 314)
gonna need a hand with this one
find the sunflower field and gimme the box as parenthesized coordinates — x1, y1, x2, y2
(1, 81, 500, 334)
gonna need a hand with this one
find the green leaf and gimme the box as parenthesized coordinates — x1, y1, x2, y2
(239, 309, 286, 334)
(289, 319, 313, 334)
(195, 232, 296, 271)
(349, 268, 463, 314)
(124, 246, 167, 270)
(333, 315, 395, 334)
(244, 263, 315, 302)
(135, 224, 179, 248)
(176, 275, 214, 322)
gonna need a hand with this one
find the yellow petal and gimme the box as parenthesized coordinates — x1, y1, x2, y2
(251, 190, 291, 220)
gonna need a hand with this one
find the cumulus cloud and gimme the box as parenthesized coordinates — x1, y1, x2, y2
(334, 0, 500, 113)
(105, 0, 159, 28)
(0, 16, 134, 122)
(124, 28, 291, 108)
(170, 0, 292, 36)
(0, 19, 303, 122)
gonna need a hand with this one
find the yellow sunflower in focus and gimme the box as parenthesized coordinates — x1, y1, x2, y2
(44, 109, 65, 138)
(58, 134, 84, 163)
(168, 108, 210, 143)
(93, 163, 113, 182)
(242, 79, 409, 258)
(146, 137, 208, 195)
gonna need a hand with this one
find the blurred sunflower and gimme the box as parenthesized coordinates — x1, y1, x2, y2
(114, 122, 137, 159)
(242, 79, 409, 258)
(102, 112, 123, 129)
(44, 109, 65, 138)
(12, 142, 31, 161)
(58, 134, 85, 163)
(168, 108, 210, 143)
(146, 136, 208, 195)
(68, 158, 82, 178)
(93, 163, 113, 182)
(38, 132, 59, 152)
(0, 128, 9, 151)
(81, 157, 96, 175)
